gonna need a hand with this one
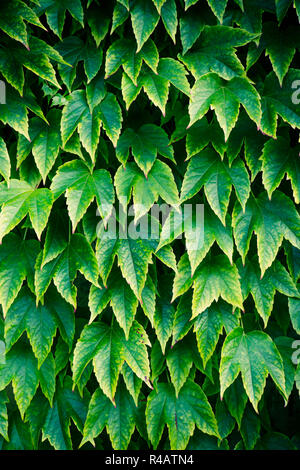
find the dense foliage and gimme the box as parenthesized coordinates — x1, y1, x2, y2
(0, 0, 299, 451)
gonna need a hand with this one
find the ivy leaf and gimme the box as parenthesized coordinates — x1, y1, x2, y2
(4, 289, 57, 367)
(117, 237, 154, 300)
(115, 160, 179, 222)
(55, 37, 102, 88)
(166, 339, 193, 396)
(4, 342, 39, 418)
(0, 37, 64, 94)
(275, 336, 296, 400)
(240, 405, 261, 450)
(0, 138, 10, 183)
(18, 110, 62, 183)
(140, 67, 169, 116)
(38, 353, 56, 405)
(252, 22, 297, 86)
(121, 362, 142, 406)
(158, 205, 233, 275)
(189, 73, 261, 140)
(0, 86, 46, 140)
(220, 327, 287, 412)
(38, 0, 84, 38)
(82, 381, 137, 450)
(116, 124, 174, 175)
(261, 136, 300, 203)
(224, 377, 248, 428)
(0, 0, 46, 47)
(289, 297, 300, 334)
(97, 93, 123, 147)
(56, 234, 99, 305)
(146, 380, 219, 449)
(0, 391, 8, 441)
(194, 300, 240, 367)
(180, 148, 250, 224)
(51, 159, 114, 231)
(73, 321, 151, 400)
(207, 0, 228, 21)
(157, 58, 190, 96)
(154, 297, 175, 354)
(109, 271, 139, 338)
(161, 0, 177, 43)
(61, 90, 122, 156)
(42, 377, 89, 450)
(180, 10, 205, 55)
(232, 191, 300, 275)
(105, 38, 158, 84)
(73, 322, 123, 403)
(0, 234, 39, 315)
(179, 25, 256, 80)
(131, 0, 160, 52)
(260, 69, 300, 137)
(238, 257, 300, 326)
(0, 180, 53, 242)
(192, 255, 243, 318)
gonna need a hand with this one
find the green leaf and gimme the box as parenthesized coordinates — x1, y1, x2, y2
(157, 58, 190, 96)
(140, 68, 169, 115)
(146, 380, 219, 449)
(82, 381, 137, 449)
(158, 205, 233, 275)
(0, 37, 63, 94)
(131, 0, 160, 52)
(238, 257, 299, 326)
(0, 0, 46, 47)
(97, 93, 123, 147)
(7, 342, 39, 418)
(220, 327, 287, 411)
(161, 0, 177, 43)
(61, 89, 122, 155)
(5, 289, 57, 367)
(289, 297, 300, 334)
(179, 25, 256, 80)
(38, 0, 84, 38)
(260, 70, 300, 137)
(0, 138, 10, 183)
(42, 377, 88, 450)
(0, 235, 38, 315)
(189, 73, 261, 140)
(116, 124, 174, 175)
(195, 300, 240, 367)
(180, 148, 250, 224)
(56, 37, 101, 88)
(51, 159, 114, 230)
(192, 255, 244, 318)
(166, 339, 193, 395)
(117, 237, 154, 299)
(207, 0, 228, 21)
(0, 180, 53, 242)
(109, 271, 138, 338)
(180, 11, 205, 55)
(232, 191, 300, 275)
(154, 297, 175, 354)
(48, 234, 99, 307)
(73, 320, 151, 399)
(261, 136, 300, 203)
(0, 391, 8, 441)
